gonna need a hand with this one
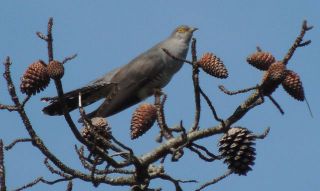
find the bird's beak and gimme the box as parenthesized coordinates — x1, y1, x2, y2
(191, 27, 198, 33)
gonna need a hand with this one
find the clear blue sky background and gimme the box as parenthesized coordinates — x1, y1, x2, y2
(0, 1, 319, 191)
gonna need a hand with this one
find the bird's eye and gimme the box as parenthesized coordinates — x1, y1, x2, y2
(176, 27, 188, 33)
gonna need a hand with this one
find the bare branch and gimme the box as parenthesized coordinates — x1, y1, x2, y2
(66, 181, 73, 191)
(47, 17, 54, 62)
(151, 173, 197, 191)
(44, 158, 72, 179)
(154, 90, 173, 140)
(254, 127, 271, 139)
(161, 48, 193, 65)
(62, 54, 77, 65)
(0, 140, 6, 191)
(256, 46, 262, 52)
(188, 143, 221, 162)
(219, 85, 259, 95)
(282, 20, 313, 65)
(267, 95, 285, 115)
(36, 31, 48, 40)
(0, 104, 17, 111)
(13, 176, 71, 191)
(196, 170, 233, 191)
(190, 38, 201, 131)
(4, 138, 32, 150)
(199, 87, 224, 125)
(188, 146, 216, 162)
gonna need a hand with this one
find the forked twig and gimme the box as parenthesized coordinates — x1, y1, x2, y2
(282, 20, 313, 65)
(13, 176, 71, 191)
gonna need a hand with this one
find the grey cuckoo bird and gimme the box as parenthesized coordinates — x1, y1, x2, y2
(42, 25, 197, 118)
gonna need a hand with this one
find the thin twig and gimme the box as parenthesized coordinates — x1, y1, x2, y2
(161, 48, 193, 65)
(267, 95, 284, 115)
(304, 96, 313, 118)
(219, 85, 259, 95)
(199, 87, 224, 125)
(254, 127, 271, 139)
(36, 32, 47, 40)
(44, 158, 72, 179)
(189, 143, 221, 160)
(188, 146, 216, 162)
(91, 157, 99, 187)
(47, 17, 54, 62)
(0, 104, 17, 111)
(154, 90, 173, 140)
(256, 46, 262, 52)
(191, 38, 201, 131)
(0, 140, 6, 191)
(76, 146, 133, 175)
(4, 138, 32, 150)
(21, 95, 31, 107)
(62, 54, 77, 65)
(13, 177, 71, 191)
(196, 170, 233, 191)
(152, 173, 197, 191)
(66, 181, 73, 191)
(282, 20, 313, 65)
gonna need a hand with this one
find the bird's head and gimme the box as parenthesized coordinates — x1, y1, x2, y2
(171, 25, 198, 43)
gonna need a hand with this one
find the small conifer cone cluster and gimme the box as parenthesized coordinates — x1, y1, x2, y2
(247, 51, 276, 71)
(131, 103, 157, 139)
(81, 117, 112, 152)
(219, 127, 256, 176)
(198, 52, 228, 79)
(282, 70, 305, 101)
(260, 61, 287, 96)
(47, 60, 64, 80)
(20, 60, 50, 96)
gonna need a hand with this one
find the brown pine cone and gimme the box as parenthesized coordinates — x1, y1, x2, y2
(81, 117, 112, 152)
(260, 61, 286, 96)
(131, 103, 157, 139)
(247, 51, 275, 71)
(47, 60, 64, 80)
(219, 127, 256, 176)
(198, 52, 228, 79)
(20, 60, 50, 96)
(282, 70, 304, 101)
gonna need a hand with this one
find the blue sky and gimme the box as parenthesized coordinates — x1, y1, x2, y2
(0, 1, 319, 190)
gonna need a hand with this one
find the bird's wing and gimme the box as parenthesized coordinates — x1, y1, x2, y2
(89, 47, 167, 117)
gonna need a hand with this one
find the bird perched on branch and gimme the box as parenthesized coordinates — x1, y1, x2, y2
(42, 25, 197, 119)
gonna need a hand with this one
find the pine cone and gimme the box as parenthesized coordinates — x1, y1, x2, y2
(131, 103, 157, 139)
(219, 127, 256, 176)
(47, 60, 64, 80)
(282, 70, 304, 101)
(260, 61, 286, 96)
(198, 52, 228, 79)
(81, 117, 112, 152)
(247, 51, 275, 71)
(20, 60, 50, 96)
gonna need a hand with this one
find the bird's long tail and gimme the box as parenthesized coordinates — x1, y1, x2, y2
(42, 83, 117, 116)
